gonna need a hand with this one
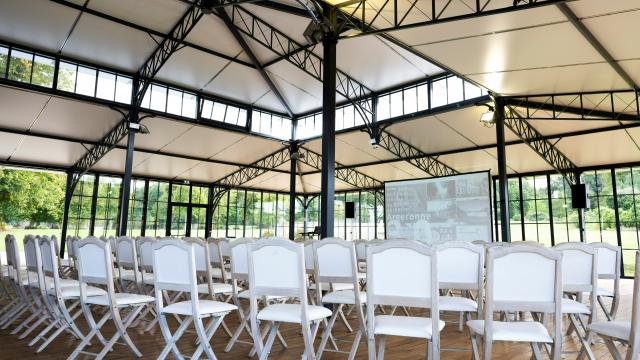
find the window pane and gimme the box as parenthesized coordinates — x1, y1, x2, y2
(182, 93, 197, 118)
(201, 99, 213, 119)
(57, 61, 77, 92)
(96, 71, 116, 100)
(0, 46, 8, 78)
(212, 102, 226, 121)
(403, 86, 417, 114)
(32, 55, 55, 87)
(464, 81, 482, 99)
(431, 78, 447, 107)
(76, 66, 97, 96)
(390, 91, 403, 118)
(150, 84, 167, 112)
(377, 94, 390, 120)
(114, 75, 132, 104)
(8, 50, 33, 83)
(343, 105, 354, 129)
(417, 84, 429, 111)
(225, 106, 239, 125)
(237, 109, 247, 127)
(447, 76, 464, 103)
(167, 89, 182, 115)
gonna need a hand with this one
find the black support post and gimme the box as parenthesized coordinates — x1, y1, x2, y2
(495, 97, 511, 242)
(289, 143, 297, 240)
(59, 171, 73, 257)
(320, 17, 337, 239)
(118, 114, 137, 236)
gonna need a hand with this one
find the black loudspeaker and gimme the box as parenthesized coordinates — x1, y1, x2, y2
(571, 184, 590, 209)
(345, 202, 356, 219)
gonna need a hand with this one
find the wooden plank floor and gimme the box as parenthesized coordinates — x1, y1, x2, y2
(0, 279, 632, 359)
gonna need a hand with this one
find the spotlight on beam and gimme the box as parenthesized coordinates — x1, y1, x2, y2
(476, 103, 496, 127)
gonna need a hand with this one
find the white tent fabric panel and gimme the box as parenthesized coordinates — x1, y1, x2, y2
(131, 152, 202, 180)
(33, 97, 123, 141)
(210, 136, 285, 165)
(386, 115, 479, 154)
(154, 47, 235, 92)
(304, 132, 400, 166)
(0, 87, 52, 131)
(300, 173, 322, 193)
(0, 0, 77, 53)
(85, 0, 188, 34)
(9, 136, 87, 167)
(555, 130, 640, 168)
(172, 161, 239, 184)
(203, 62, 273, 108)
(578, 9, 640, 61)
(353, 162, 427, 182)
(525, 119, 631, 138)
(239, 4, 310, 45)
(185, 14, 251, 62)
(251, 90, 290, 114)
(495, 143, 555, 174)
(266, 60, 323, 113)
(129, 117, 195, 151)
(243, 171, 291, 192)
(160, 126, 248, 160)
(0, 133, 23, 160)
(437, 149, 499, 175)
(62, 13, 158, 71)
(92, 148, 151, 174)
(567, 0, 640, 19)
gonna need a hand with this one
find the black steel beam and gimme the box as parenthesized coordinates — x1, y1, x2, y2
(320, 19, 337, 238)
(298, 147, 383, 190)
(289, 143, 298, 240)
(59, 171, 73, 257)
(557, 3, 638, 90)
(378, 130, 458, 177)
(504, 91, 640, 121)
(505, 106, 578, 184)
(330, 0, 569, 38)
(212, 146, 291, 187)
(215, 7, 294, 117)
(48, 0, 256, 69)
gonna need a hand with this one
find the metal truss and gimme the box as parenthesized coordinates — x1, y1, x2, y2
(504, 90, 640, 121)
(213, 147, 291, 187)
(505, 106, 578, 185)
(298, 147, 383, 190)
(68, 5, 204, 192)
(328, 0, 568, 37)
(228, 5, 374, 122)
(378, 130, 458, 177)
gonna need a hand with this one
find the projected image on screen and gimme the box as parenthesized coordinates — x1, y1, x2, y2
(385, 172, 492, 244)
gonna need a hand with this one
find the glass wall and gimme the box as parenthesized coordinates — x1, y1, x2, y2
(145, 181, 169, 237)
(93, 176, 121, 238)
(68, 175, 95, 237)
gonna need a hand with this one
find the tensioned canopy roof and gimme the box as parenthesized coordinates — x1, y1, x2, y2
(0, 0, 638, 192)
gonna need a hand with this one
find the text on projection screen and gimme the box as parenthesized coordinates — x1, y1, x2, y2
(384, 172, 491, 244)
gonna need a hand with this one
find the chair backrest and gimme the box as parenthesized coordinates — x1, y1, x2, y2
(354, 240, 367, 261)
(510, 240, 546, 247)
(137, 237, 157, 271)
(314, 238, 358, 284)
(554, 242, 598, 293)
(67, 236, 78, 260)
(76, 236, 113, 287)
(589, 242, 621, 279)
(207, 238, 224, 264)
(304, 240, 315, 273)
(115, 236, 138, 269)
(218, 238, 231, 258)
(248, 238, 306, 299)
(183, 237, 209, 275)
(486, 245, 561, 314)
(39, 236, 63, 296)
(23, 235, 39, 273)
(4, 235, 21, 279)
(437, 241, 484, 291)
(229, 238, 254, 281)
(366, 240, 437, 309)
(152, 239, 196, 294)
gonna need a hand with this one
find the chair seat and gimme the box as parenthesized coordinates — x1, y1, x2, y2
(588, 321, 630, 341)
(561, 298, 591, 315)
(197, 283, 233, 295)
(309, 283, 353, 291)
(374, 315, 445, 339)
(210, 268, 228, 279)
(237, 290, 286, 301)
(113, 269, 136, 279)
(257, 303, 331, 324)
(48, 285, 107, 299)
(596, 287, 615, 297)
(439, 296, 478, 312)
(467, 320, 553, 343)
(322, 290, 366, 305)
(27, 277, 79, 289)
(85, 293, 155, 306)
(162, 300, 237, 316)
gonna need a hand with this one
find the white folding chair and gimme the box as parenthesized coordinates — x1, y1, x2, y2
(68, 236, 155, 360)
(467, 245, 563, 360)
(248, 238, 332, 360)
(437, 241, 484, 333)
(0, 235, 32, 329)
(366, 240, 443, 360)
(153, 239, 237, 360)
(207, 238, 229, 282)
(581, 250, 640, 360)
(553, 242, 598, 358)
(589, 242, 621, 321)
(314, 237, 367, 360)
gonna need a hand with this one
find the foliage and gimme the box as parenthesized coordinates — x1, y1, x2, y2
(0, 169, 65, 227)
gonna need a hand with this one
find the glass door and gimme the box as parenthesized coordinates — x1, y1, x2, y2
(190, 206, 207, 238)
(170, 205, 189, 237)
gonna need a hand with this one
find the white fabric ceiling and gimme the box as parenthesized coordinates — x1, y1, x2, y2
(0, 0, 638, 192)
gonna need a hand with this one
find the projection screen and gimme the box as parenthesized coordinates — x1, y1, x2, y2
(384, 171, 492, 244)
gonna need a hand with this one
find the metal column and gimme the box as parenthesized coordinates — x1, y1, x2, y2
(288, 143, 297, 240)
(59, 171, 73, 257)
(495, 97, 511, 242)
(320, 21, 337, 239)
(118, 115, 137, 236)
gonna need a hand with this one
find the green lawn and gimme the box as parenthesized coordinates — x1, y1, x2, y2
(0, 228, 63, 252)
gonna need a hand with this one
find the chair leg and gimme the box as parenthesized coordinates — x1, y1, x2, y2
(157, 313, 191, 360)
(376, 335, 385, 360)
(569, 314, 596, 360)
(367, 334, 376, 360)
(259, 322, 280, 360)
(302, 322, 317, 360)
(100, 305, 145, 359)
(603, 337, 624, 360)
(225, 306, 251, 352)
(67, 307, 112, 360)
(316, 304, 341, 359)
(348, 328, 363, 360)
(469, 333, 480, 360)
(192, 315, 219, 360)
(338, 305, 353, 333)
(530, 343, 543, 360)
(483, 337, 492, 360)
